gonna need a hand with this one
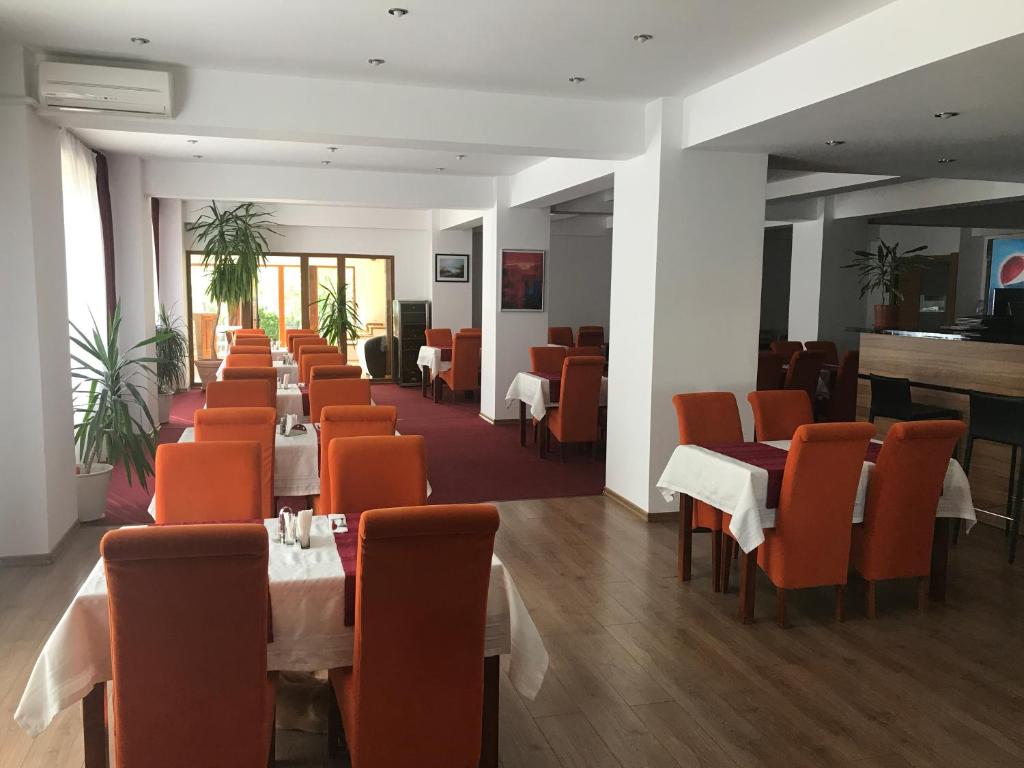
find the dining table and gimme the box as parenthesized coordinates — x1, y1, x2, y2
(14, 517, 547, 768)
(505, 371, 608, 455)
(656, 438, 977, 622)
(417, 345, 452, 397)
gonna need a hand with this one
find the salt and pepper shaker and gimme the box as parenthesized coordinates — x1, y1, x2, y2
(277, 506, 292, 544)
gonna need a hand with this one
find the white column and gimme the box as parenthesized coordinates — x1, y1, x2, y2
(107, 154, 158, 417)
(787, 200, 826, 342)
(0, 97, 78, 558)
(606, 99, 768, 515)
(480, 178, 550, 422)
(157, 197, 187, 322)
(428, 210, 473, 332)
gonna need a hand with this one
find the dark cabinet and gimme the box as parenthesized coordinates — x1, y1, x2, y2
(392, 300, 431, 386)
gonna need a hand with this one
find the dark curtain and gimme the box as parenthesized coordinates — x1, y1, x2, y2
(151, 197, 160, 290)
(94, 152, 117, 320)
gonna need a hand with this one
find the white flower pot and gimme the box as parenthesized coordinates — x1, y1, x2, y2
(75, 463, 113, 522)
(158, 392, 172, 424)
(195, 359, 221, 390)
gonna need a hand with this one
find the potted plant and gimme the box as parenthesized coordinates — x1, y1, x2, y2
(155, 304, 189, 424)
(71, 303, 169, 522)
(314, 282, 362, 363)
(843, 240, 928, 329)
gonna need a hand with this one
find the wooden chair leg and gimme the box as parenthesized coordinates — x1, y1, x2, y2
(711, 530, 722, 593)
(721, 537, 734, 594)
(327, 687, 341, 758)
(835, 584, 846, 622)
(775, 588, 787, 629)
(917, 577, 928, 611)
(865, 580, 876, 619)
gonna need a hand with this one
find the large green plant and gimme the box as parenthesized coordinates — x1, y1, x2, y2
(71, 303, 170, 486)
(314, 283, 362, 347)
(842, 240, 928, 306)
(155, 304, 189, 394)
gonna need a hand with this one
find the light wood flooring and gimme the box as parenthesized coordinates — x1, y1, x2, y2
(2, 495, 1022, 767)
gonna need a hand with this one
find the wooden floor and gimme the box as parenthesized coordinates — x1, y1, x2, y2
(2, 496, 1023, 767)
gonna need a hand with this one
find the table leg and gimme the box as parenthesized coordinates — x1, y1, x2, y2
(519, 402, 527, 447)
(83, 682, 108, 768)
(738, 548, 757, 624)
(421, 365, 431, 398)
(677, 494, 693, 582)
(538, 417, 547, 459)
(480, 656, 499, 768)
(929, 518, 950, 602)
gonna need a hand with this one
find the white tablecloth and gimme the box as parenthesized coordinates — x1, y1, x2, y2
(417, 346, 451, 378)
(656, 439, 976, 553)
(15, 517, 547, 738)
(271, 348, 290, 363)
(276, 384, 307, 423)
(505, 371, 609, 422)
(215, 358, 298, 383)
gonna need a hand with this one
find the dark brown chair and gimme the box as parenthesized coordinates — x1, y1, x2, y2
(826, 350, 859, 422)
(756, 352, 786, 391)
(805, 340, 839, 366)
(770, 340, 803, 359)
(784, 350, 825, 403)
(548, 327, 574, 347)
(577, 326, 604, 348)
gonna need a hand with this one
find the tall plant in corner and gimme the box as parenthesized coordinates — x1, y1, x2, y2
(313, 282, 362, 361)
(843, 239, 927, 330)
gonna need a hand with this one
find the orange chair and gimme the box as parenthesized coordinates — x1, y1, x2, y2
(804, 340, 839, 366)
(326, 435, 427, 516)
(222, 367, 278, 386)
(194, 407, 276, 518)
(424, 328, 453, 347)
(748, 390, 814, 441)
(296, 344, 337, 377)
(756, 352, 786, 391)
(300, 351, 345, 384)
(234, 336, 271, 347)
(327, 504, 498, 767)
(826, 350, 860, 422)
(542, 356, 604, 460)
(436, 331, 482, 403)
(566, 346, 604, 358)
(310, 365, 363, 381)
(851, 420, 964, 617)
(757, 422, 876, 626)
(235, 328, 266, 336)
(225, 353, 273, 369)
(672, 392, 744, 591)
(293, 336, 327, 362)
(577, 326, 604, 348)
(286, 330, 318, 352)
(206, 379, 275, 409)
(459, 327, 481, 335)
(314, 406, 398, 515)
(770, 340, 803, 358)
(228, 344, 270, 355)
(309, 378, 372, 423)
(784, 350, 825, 402)
(529, 345, 566, 375)
(102, 524, 274, 768)
(153, 442, 262, 524)
(548, 327, 574, 346)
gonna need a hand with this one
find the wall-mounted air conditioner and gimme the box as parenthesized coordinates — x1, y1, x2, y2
(38, 61, 173, 117)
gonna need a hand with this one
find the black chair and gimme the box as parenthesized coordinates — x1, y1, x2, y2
(963, 392, 1024, 563)
(364, 335, 394, 379)
(868, 375, 959, 423)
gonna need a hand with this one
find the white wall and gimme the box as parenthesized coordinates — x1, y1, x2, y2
(547, 232, 612, 332)
(787, 207, 826, 341)
(157, 198, 187, 325)
(430, 210, 473, 331)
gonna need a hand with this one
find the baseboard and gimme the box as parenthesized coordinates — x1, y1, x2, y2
(479, 413, 518, 426)
(0, 519, 80, 567)
(602, 487, 679, 523)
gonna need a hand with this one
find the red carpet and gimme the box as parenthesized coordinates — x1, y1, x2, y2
(369, 383, 605, 504)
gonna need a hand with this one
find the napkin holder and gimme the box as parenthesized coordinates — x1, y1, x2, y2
(297, 509, 313, 549)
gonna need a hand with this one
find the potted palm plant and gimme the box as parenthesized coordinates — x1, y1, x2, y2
(843, 240, 928, 329)
(314, 282, 362, 363)
(155, 305, 189, 424)
(71, 303, 169, 522)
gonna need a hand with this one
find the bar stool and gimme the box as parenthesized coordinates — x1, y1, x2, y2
(868, 375, 959, 423)
(963, 392, 1024, 563)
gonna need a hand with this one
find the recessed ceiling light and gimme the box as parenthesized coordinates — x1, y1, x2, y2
(321, 160, 331, 166)
(934, 111, 960, 119)
(825, 138, 846, 146)
(568, 76, 585, 84)
(130, 36, 150, 45)
(192, 154, 203, 159)
(937, 157, 957, 164)
(387, 7, 408, 17)
(186, 138, 198, 144)
(633, 33, 654, 43)
(455, 154, 466, 160)
(326, 146, 338, 153)
(368, 58, 386, 66)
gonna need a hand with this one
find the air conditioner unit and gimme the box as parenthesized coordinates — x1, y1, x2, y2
(38, 61, 173, 117)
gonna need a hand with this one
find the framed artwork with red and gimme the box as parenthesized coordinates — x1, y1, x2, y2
(501, 249, 545, 311)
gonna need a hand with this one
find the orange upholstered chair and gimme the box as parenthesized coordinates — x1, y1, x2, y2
(310, 365, 363, 381)
(826, 350, 860, 422)
(234, 336, 270, 347)
(529, 345, 566, 375)
(757, 422, 876, 626)
(577, 326, 604, 347)
(153, 441, 262, 524)
(424, 328, 453, 347)
(672, 392, 744, 590)
(229, 344, 270, 355)
(327, 504, 498, 767)
(222, 366, 278, 385)
(436, 331, 481, 402)
(784, 350, 825, 402)
(851, 420, 964, 617)
(309, 377, 372, 423)
(296, 345, 337, 377)
(314, 406, 398, 515)
(748, 390, 814, 441)
(459, 327, 481, 335)
(770, 340, 803, 358)
(225, 353, 273, 369)
(102, 524, 274, 768)
(566, 345, 604, 358)
(194, 407, 276, 518)
(326, 435, 427, 516)
(300, 351, 345, 383)
(756, 352, 786, 391)
(235, 328, 266, 336)
(543, 356, 604, 459)
(804, 340, 839, 366)
(287, 331, 318, 353)
(548, 327, 574, 346)
(206, 379, 275, 409)
(293, 336, 327, 363)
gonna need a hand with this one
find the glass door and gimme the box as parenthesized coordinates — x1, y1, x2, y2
(255, 255, 304, 344)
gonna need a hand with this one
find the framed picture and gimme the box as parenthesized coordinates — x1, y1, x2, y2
(501, 249, 545, 311)
(985, 237, 1024, 313)
(435, 253, 470, 283)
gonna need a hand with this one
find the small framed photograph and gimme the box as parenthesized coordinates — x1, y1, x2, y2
(501, 249, 545, 311)
(435, 253, 470, 283)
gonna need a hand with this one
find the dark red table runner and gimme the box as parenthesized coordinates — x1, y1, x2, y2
(439, 346, 453, 362)
(529, 372, 561, 402)
(332, 512, 363, 626)
(298, 383, 310, 416)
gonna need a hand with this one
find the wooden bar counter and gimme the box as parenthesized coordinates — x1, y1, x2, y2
(857, 331, 1024, 526)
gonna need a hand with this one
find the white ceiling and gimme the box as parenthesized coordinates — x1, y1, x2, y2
(72, 128, 542, 176)
(0, 0, 895, 100)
